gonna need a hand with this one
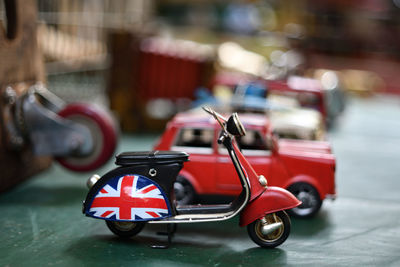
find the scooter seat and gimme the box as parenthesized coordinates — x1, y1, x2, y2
(115, 150, 189, 166)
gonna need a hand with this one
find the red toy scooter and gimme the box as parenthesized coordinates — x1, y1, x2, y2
(82, 107, 301, 248)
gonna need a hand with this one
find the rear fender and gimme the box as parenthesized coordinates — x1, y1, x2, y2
(239, 186, 301, 226)
(84, 174, 172, 222)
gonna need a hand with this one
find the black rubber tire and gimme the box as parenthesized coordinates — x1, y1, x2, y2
(247, 211, 291, 248)
(105, 221, 145, 238)
(287, 182, 322, 218)
(174, 175, 196, 205)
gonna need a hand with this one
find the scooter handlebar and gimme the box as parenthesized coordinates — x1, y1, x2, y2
(202, 106, 227, 132)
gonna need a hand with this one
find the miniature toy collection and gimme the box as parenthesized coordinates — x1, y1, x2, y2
(6, 1, 400, 266)
(82, 107, 301, 248)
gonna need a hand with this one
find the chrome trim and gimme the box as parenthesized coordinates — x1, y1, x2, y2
(258, 175, 267, 187)
(148, 211, 236, 224)
(148, 168, 157, 177)
(86, 174, 100, 189)
(261, 222, 283, 235)
(232, 112, 246, 136)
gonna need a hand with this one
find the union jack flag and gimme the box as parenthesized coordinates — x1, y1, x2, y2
(88, 175, 170, 221)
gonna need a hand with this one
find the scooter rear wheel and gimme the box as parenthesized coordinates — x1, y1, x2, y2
(247, 211, 291, 248)
(106, 221, 146, 238)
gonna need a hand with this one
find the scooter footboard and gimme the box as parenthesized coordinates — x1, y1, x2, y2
(239, 186, 301, 227)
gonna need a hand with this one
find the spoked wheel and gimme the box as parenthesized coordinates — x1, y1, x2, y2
(247, 211, 291, 248)
(106, 221, 146, 238)
(287, 182, 322, 218)
(56, 103, 118, 172)
(174, 175, 196, 205)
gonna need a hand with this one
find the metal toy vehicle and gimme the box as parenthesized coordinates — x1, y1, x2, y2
(230, 81, 325, 140)
(209, 73, 326, 140)
(83, 107, 301, 248)
(268, 76, 346, 127)
(154, 111, 336, 218)
(2, 83, 118, 172)
(212, 71, 346, 128)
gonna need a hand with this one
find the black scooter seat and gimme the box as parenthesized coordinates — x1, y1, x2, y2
(115, 150, 189, 166)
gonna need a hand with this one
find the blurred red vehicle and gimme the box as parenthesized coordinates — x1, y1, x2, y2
(154, 111, 336, 218)
(211, 72, 346, 127)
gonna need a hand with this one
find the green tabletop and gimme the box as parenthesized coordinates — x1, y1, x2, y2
(1, 96, 400, 266)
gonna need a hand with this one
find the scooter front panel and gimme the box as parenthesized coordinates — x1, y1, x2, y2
(85, 174, 172, 221)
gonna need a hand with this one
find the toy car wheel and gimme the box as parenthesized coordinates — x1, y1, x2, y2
(247, 211, 291, 248)
(287, 182, 322, 218)
(56, 103, 118, 172)
(106, 221, 145, 238)
(174, 175, 196, 205)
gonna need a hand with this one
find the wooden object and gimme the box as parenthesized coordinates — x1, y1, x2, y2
(0, 0, 51, 192)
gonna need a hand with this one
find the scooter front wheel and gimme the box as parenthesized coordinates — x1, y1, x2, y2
(106, 221, 146, 238)
(247, 211, 291, 248)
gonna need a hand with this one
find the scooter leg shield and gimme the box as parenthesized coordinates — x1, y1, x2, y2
(239, 186, 301, 227)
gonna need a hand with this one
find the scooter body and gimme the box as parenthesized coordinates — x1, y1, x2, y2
(231, 143, 301, 226)
(83, 149, 249, 224)
(83, 108, 301, 248)
(83, 151, 187, 222)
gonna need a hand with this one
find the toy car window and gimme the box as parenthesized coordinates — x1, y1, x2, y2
(172, 128, 214, 154)
(218, 130, 270, 156)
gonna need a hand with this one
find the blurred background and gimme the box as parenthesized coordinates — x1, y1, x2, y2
(2, 0, 399, 133)
(2, 1, 400, 265)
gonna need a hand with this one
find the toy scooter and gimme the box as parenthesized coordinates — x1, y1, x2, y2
(2, 83, 118, 172)
(82, 107, 301, 248)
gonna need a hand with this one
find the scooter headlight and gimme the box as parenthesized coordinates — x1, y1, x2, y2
(227, 113, 246, 136)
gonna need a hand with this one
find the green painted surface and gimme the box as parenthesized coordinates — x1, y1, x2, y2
(1, 96, 400, 266)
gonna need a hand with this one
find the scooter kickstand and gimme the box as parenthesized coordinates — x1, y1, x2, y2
(150, 223, 177, 249)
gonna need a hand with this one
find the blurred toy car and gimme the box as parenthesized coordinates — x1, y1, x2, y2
(212, 71, 346, 128)
(154, 111, 336, 218)
(230, 81, 326, 140)
(205, 75, 325, 140)
(268, 75, 346, 127)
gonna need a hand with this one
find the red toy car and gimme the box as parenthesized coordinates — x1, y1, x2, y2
(154, 111, 336, 218)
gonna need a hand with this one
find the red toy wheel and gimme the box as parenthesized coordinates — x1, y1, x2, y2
(56, 103, 118, 172)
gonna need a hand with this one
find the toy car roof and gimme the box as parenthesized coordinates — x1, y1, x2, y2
(170, 109, 271, 132)
(269, 76, 322, 94)
(211, 71, 322, 94)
